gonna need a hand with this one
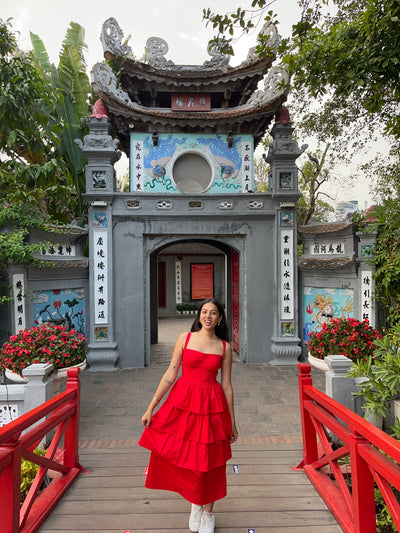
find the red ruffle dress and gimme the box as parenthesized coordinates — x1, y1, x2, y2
(138, 332, 232, 505)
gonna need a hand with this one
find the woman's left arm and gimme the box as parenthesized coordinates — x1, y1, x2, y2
(221, 343, 238, 443)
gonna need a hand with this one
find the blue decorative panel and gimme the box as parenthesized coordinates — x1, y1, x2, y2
(130, 133, 254, 193)
(361, 244, 373, 258)
(93, 212, 108, 227)
(33, 288, 85, 335)
(302, 287, 354, 342)
(280, 212, 294, 226)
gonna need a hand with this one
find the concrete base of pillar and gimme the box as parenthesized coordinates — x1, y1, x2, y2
(269, 336, 302, 365)
(87, 343, 119, 371)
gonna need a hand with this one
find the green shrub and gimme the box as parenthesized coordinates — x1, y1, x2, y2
(20, 448, 46, 499)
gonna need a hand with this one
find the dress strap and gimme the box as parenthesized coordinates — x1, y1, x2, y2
(222, 340, 226, 356)
(184, 332, 191, 350)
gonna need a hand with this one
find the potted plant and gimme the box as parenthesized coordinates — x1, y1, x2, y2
(308, 317, 381, 372)
(347, 325, 400, 425)
(0, 323, 87, 387)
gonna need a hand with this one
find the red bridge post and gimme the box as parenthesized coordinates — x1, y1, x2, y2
(64, 367, 81, 469)
(0, 436, 22, 533)
(349, 432, 376, 533)
(298, 363, 318, 466)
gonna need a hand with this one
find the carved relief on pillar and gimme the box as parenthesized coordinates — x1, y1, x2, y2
(75, 125, 120, 154)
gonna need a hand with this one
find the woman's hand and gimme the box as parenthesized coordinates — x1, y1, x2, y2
(229, 425, 238, 444)
(141, 409, 153, 428)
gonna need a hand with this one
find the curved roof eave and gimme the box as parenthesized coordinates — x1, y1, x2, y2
(91, 62, 290, 128)
(119, 55, 275, 87)
(97, 91, 286, 126)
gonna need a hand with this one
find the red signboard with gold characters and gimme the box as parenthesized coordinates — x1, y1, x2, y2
(171, 93, 211, 112)
(191, 264, 214, 299)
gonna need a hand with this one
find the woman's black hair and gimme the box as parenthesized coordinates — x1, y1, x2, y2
(190, 298, 230, 342)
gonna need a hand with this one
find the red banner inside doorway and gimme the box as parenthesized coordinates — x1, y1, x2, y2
(191, 264, 214, 300)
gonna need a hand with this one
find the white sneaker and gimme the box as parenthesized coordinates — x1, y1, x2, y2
(189, 504, 204, 532)
(199, 512, 215, 533)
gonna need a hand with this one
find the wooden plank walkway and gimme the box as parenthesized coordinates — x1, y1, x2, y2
(38, 317, 342, 532)
(40, 443, 342, 532)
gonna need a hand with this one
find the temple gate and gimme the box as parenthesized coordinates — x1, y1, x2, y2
(78, 18, 305, 369)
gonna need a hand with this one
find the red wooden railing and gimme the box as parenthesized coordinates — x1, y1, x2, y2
(0, 368, 86, 533)
(295, 363, 400, 533)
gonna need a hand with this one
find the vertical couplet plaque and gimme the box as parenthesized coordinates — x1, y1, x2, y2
(13, 273, 26, 333)
(93, 230, 108, 324)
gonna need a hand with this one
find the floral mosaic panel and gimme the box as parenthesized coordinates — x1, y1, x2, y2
(33, 288, 85, 335)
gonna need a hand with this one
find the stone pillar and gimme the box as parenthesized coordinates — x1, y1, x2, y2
(325, 355, 354, 412)
(266, 111, 307, 364)
(23, 363, 54, 446)
(23, 363, 54, 413)
(76, 113, 120, 370)
(357, 231, 378, 328)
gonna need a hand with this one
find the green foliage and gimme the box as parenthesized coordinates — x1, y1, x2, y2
(0, 200, 64, 269)
(347, 325, 400, 418)
(287, 0, 400, 140)
(0, 20, 61, 166)
(0, 20, 93, 307)
(30, 22, 93, 222)
(296, 146, 337, 225)
(254, 156, 269, 192)
(20, 448, 46, 499)
(203, 2, 278, 57)
(0, 19, 92, 225)
(294, 144, 337, 224)
(375, 487, 398, 532)
(0, 198, 67, 306)
(204, 0, 400, 186)
(361, 201, 400, 327)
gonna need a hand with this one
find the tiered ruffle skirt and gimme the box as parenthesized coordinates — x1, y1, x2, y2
(139, 377, 232, 504)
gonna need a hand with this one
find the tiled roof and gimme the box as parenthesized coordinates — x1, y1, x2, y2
(121, 56, 273, 84)
(41, 259, 89, 269)
(298, 222, 352, 235)
(298, 257, 353, 270)
(101, 92, 285, 125)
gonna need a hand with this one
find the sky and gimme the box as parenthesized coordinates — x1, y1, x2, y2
(2, 0, 376, 209)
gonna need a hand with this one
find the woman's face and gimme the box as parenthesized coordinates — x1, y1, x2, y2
(199, 302, 220, 331)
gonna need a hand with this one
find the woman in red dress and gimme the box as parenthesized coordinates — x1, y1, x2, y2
(139, 298, 238, 533)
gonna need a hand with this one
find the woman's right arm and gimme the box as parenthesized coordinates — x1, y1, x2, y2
(141, 331, 186, 428)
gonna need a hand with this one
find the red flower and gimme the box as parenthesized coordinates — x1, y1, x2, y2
(308, 318, 381, 361)
(53, 300, 62, 309)
(0, 324, 87, 377)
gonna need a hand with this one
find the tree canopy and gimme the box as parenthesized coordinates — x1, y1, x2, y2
(0, 19, 92, 224)
(204, 0, 400, 180)
(0, 19, 93, 305)
(204, 0, 400, 326)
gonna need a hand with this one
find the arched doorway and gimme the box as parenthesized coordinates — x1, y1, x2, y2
(149, 239, 239, 361)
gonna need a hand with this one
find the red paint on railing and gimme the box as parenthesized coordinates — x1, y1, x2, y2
(0, 368, 87, 533)
(295, 363, 400, 533)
